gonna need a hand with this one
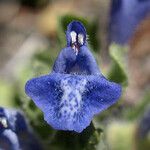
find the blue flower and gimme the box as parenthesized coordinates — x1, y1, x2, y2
(138, 107, 150, 139)
(109, 0, 150, 44)
(0, 107, 42, 150)
(0, 129, 20, 150)
(25, 21, 122, 133)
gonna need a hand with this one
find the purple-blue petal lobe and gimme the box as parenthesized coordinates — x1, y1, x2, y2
(110, 0, 150, 44)
(66, 21, 87, 46)
(25, 73, 122, 133)
(52, 46, 101, 75)
(0, 107, 43, 150)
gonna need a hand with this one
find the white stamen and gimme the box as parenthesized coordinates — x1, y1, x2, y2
(70, 31, 77, 43)
(78, 33, 84, 45)
(0, 117, 8, 128)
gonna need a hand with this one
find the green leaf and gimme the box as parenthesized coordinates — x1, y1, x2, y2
(49, 123, 102, 150)
(106, 122, 135, 150)
(0, 80, 15, 107)
(108, 44, 128, 87)
(136, 137, 150, 150)
(125, 92, 150, 120)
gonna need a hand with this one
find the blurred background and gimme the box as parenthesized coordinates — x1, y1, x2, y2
(0, 0, 150, 150)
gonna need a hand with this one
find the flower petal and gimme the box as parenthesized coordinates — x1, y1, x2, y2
(66, 21, 87, 46)
(25, 73, 121, 132)
(0, 107, 42, 149)
(110, 0, 150, 44)
(84, 75, 122, 114)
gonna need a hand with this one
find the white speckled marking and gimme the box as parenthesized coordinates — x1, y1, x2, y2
(60, 78, 87, 120)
